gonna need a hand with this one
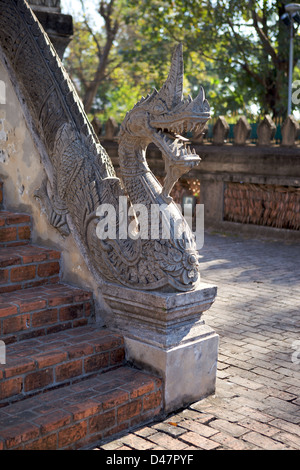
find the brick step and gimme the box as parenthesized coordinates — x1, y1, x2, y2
(0, 182, 3, 209)
(0, 366, 163, 450)
(0, 244, 61, 294)
(0, 283, 93, 344)
(0, 211, 32, 247)
(0, 326, 125, 405)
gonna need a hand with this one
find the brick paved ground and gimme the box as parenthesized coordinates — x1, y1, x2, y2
(94, 230, 300, 451)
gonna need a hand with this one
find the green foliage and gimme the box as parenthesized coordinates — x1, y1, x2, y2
(122, 0, 299, 117)
(63, 0, 300, 123)
(64, 20, 101, 98)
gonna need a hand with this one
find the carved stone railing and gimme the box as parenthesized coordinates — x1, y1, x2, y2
(0, 0, 219, 412)
(1, 0, 209, 294)
(208, 114, 300, 146)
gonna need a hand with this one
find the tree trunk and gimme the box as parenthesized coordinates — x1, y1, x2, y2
(83, 35, 115, 114)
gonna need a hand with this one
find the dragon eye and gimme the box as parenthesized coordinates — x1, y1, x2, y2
(153, 102, 166, 114)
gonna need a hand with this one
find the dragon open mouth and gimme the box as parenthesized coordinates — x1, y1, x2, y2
(154, 119, 207, 162)
(152, 118, 209, 167)
(150, 88, 210, 166)
(148, 88, 210, 202)
(156, 128, 198, 161)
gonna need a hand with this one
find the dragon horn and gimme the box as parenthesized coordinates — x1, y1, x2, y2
(156, 43, 184, 109)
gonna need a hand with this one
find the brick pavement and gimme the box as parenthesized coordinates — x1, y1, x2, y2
(94, 230, 300, 451)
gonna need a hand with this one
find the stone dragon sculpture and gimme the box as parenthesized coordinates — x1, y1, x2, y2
(0, 0, 211, 292)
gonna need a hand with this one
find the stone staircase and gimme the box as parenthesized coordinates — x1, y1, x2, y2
(0, 181, 163, 450)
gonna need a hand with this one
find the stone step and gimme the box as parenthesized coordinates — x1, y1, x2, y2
(0, 326, 125, 405)
(0, 244, 61, 294)
(0, 211, 32, 247)
(0, 366, 163, 450)
(0, 283, 93, 344)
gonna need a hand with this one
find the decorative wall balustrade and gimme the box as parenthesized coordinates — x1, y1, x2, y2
(98, 114, 300, 148)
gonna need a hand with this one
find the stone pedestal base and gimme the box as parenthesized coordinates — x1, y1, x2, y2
(102, 282, 219, 413)
(125, 325, 218, 413)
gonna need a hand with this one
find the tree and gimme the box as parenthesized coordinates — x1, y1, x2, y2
(63, 0, 179, 122)
(64, 0, 121, 115)
(63, 0, 300, 120)
(122, 0, 300, 117)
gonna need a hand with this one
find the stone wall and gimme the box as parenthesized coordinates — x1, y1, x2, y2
(223, 182, 300, 230)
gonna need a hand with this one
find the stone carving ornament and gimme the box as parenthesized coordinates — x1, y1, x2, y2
(0, 0, 211, 292)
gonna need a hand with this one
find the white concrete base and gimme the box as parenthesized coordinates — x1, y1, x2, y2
(125, 326, 219, 413)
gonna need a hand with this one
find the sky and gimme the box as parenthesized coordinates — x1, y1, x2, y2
(61, 0, 85, 16)
(61, 0, 103, 28)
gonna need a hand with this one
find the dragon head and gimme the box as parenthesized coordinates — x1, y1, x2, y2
(119, 44, 211, 202)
